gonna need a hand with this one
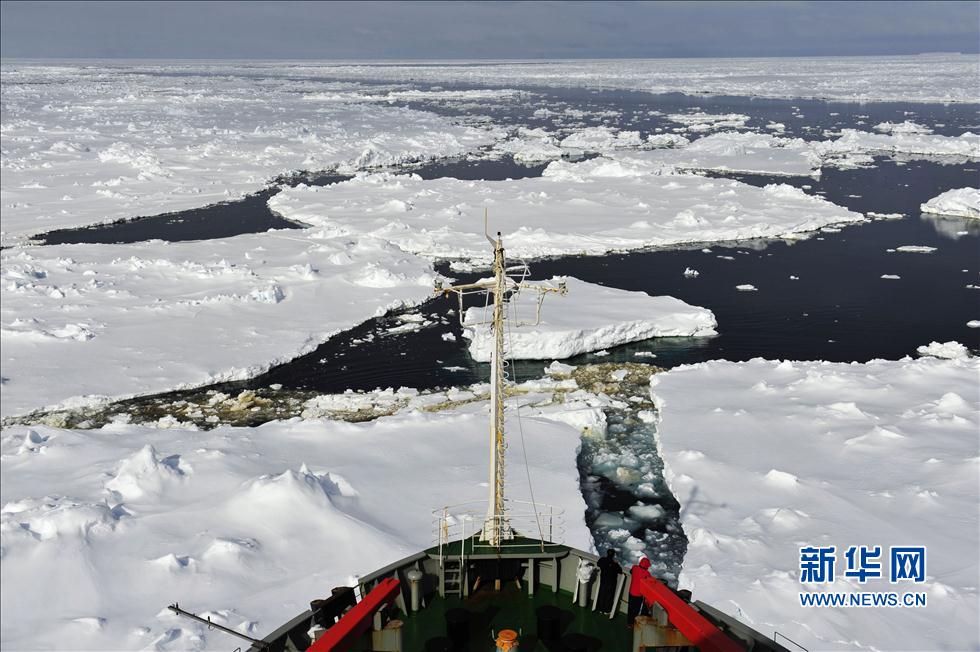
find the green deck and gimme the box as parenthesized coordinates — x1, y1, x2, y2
(396, 583, 632, 651)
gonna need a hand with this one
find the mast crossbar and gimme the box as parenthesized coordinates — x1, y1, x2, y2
(434, 231, 565, 547)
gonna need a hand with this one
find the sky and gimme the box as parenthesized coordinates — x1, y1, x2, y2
(1, 0, 978, 60)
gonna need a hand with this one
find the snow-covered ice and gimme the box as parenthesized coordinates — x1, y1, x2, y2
(813, 129, 980, 168)
(0, 63, 497, 245)
(610, 128, 975, 178)
(873, 120, 933, 135)
(313, 55, 980, 104)
(920, 188, 980, 219)
(559, 126, 644, 151)
(461, 277, 717, 361)
(916, 340, 972, 360)
(0, 403, 591, 650)
(492, 127, 564, 162)
(0, 232, 439, 418)
(666, 112, 750, 133)
(613, 132, 821, 177)
(650, 356, 979, 651)
(270, 157, 862, 263)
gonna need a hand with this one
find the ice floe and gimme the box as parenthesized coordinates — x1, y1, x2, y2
(313, 55, 980, 104)
(493, 127, 564, 162)
(873, 120, 934, 135)
(270, 157, 862, 263)
(650, 356, 979, 651)
(666, 112, 750, 133)
(0, 64, 497, 245)
(0, 232, 438, 418)
(920, 187, 980, 219)
(460, 277, 717, 361)
(614, 132, 821, 177)
(916, 340, 972, 360)
(559, 125, 645, 151)
(814, 129, 980, 167)
(0, 402, 591, 650)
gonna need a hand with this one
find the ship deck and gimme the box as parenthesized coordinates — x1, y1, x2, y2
(398, 582, 633, 651)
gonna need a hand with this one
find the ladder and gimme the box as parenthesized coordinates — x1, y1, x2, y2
(441, 557, 465, 597)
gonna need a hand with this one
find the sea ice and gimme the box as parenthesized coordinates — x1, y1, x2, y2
(0, 404, 591, 650)
(0, 64, 497, 245)
(920, 188, 980, 219)
(493, 127, 564, 162)
(0, 232, 438, 418)
(290, 55, 978, 104)
(813, 129, 980, 168)
(649, 356, 979, 651)
(613, 132, 821, 177)
(916, 340, 971, 360)
(460, 277, 717, 361)
(873, 120, 933, 135)
(559, 126, 644, 151)
(666, 112, 750, 133)
(270, 157, 862, 263)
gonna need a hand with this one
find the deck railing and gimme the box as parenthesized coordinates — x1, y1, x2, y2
(432, 499, 565, 564)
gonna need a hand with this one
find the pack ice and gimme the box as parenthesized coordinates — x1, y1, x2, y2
(0, 232, 439, 418)
(920, 188, 980, 219)
(461, 277, 717, 361)
(270, 157, 862, 263)
(649, 356, 979, 651)
(311, 55, 980, 104)
(0, 403, 591, 650)
(0, 64, 498, 245)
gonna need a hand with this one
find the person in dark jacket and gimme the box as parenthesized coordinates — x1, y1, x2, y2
(596, 549, 622, 614)
(627, 557, 652, 626)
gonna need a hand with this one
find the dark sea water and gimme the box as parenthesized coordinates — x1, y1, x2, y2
(32, 157, 551, 246)
(225, 157, 978, 396)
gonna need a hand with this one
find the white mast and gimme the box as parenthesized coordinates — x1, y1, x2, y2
(485, 231, 508, 546)
(436, 221, 565, 547)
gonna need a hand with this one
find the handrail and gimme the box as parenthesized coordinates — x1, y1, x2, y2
(307, 578, 400, 652)
(166, 604, 267, 648)
(634, 574, 743, 652)
(433, 499, 566, 550)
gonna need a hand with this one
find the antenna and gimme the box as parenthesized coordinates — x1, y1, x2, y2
(435, 233, 565, 547)
(484, 207, 494, 246)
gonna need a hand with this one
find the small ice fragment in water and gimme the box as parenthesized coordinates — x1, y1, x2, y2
(735, 284, 757, 291)
(916, 341, 970, 360)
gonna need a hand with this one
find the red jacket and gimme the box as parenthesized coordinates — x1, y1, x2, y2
(628, 558, 652, 597)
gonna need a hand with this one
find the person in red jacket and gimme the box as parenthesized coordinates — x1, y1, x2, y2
(627, 557, 652, 626)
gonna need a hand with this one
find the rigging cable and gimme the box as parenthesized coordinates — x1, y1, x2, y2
(504, 286, 546, 550)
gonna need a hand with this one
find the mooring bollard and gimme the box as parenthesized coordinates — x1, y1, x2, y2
(406, 569, 423, 612)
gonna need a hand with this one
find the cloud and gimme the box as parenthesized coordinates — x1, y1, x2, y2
(1, 0, 978, 59)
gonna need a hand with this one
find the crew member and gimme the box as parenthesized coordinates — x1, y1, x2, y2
(627, 557, 652, 626)
(596, 549, 622, 614)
